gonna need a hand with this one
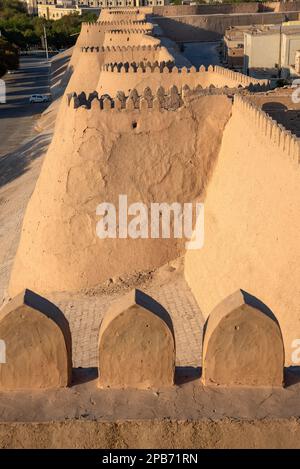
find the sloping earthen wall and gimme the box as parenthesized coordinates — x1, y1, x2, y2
(155, 12, 300, 42)
(8, 95, 232, 295)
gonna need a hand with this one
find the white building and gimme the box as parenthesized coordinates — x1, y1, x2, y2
(296, 50, 300, 73)
(244, 22, 300, 78)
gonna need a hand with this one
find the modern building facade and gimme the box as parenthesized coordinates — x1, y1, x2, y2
(243, 22, 300, 77)
(36, 0, 167, 19)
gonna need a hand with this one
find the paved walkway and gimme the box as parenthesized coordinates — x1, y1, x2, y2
(51, 271, 204, 368)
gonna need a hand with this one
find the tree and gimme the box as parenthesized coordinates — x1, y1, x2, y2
(0, 2, 98, 50)
(0, 37, 19, 76)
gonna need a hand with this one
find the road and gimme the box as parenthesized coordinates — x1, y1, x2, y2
(182, 41, 221, 68)
(0, 56, 50, 158)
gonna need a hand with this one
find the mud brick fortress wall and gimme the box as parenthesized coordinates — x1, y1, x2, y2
(97, 64, 268, 96)
(8, 90, 233, 295)
(185, 95, 300, 366)
(6, 5, 300, 379)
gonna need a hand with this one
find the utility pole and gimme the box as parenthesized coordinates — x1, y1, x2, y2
(43, 24, 49, 62)
(278, 24, 282, 78)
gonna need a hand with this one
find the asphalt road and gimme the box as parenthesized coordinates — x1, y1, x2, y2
(0, 56, 50, 159)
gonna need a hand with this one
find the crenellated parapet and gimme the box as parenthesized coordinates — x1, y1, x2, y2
(103, 9, 143, 15)
(98, 9, 147, 22)
(234, 94, 300, 164)
(80, 45, 166, 53)
(81, 20, 153, 31)
(105, 28, 152, 35)
(90, 20, 149, 26)
(214, 65, 268, 88)
(101, 61, 174, 72)
(100, 62, 268, 83)
(65, 84, 250, 112)
(66, 86, 185, 112)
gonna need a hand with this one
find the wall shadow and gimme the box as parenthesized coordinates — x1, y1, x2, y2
(175, 366, 201, 385)
(284, 366, 300, 387)
(262, 101, 300, 138)
(156, 17, 222, 43)
(0, 132, 50, 189)
(71, 367, 98, 386)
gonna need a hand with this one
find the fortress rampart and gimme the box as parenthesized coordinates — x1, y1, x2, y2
(102, 32, 160, 48)
(77, 22, 153, 48)
(185, 94, 300, 366)
(66, 86, 185, 111)
(80, 45, 174, 66)
(8, 93, 232, 295)
(99, 8, 147, 22)
(233, 95, 300, 162)
(96, 64, 269, 96)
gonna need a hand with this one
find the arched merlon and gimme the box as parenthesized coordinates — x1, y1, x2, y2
(202, 290, 284, 387)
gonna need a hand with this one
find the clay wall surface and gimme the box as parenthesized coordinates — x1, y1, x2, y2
(66, 50, 104, 94)
(77, 22, 152, 47)
(9, 94, 232, 295)
(66, 46, 175, 94)
(80, 45, 174, 66)
(3, 418, 300, 449)
(65, 19, 163, 94)
(102, 30, 160, 48)
(185, 95, 300, 366)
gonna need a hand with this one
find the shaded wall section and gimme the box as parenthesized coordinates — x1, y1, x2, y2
(154, 12, 300, 42)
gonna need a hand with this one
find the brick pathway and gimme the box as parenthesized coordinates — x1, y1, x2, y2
(51, 274, 204, 368)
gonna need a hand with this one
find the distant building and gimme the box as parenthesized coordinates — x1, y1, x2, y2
(244, 22, 300, 78)
(38, 3, 100, 19)
(36, 0, 167, 20)
(295, 50, 300, 73)
(223, 27, 245, 70)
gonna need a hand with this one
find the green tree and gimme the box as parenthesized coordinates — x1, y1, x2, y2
(0, 1, 97, 50)
(0, 37, 19, 76)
